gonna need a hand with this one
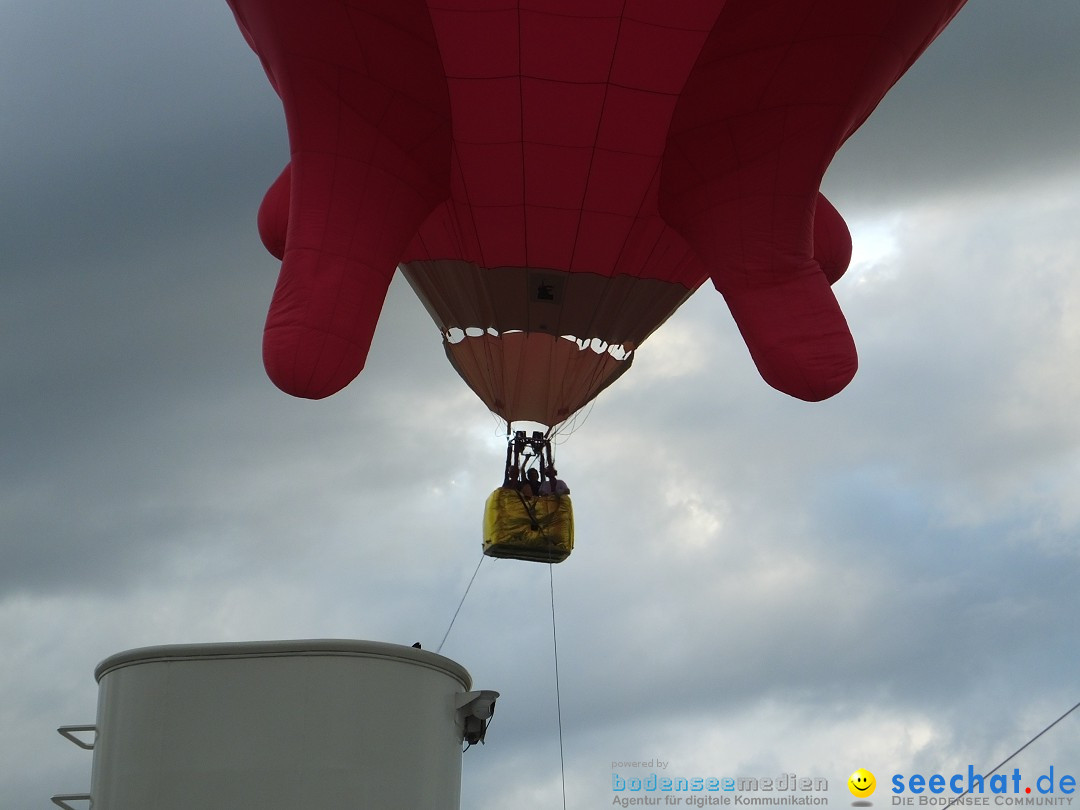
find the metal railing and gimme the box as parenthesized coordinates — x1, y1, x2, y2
(51, 724, 95, 808)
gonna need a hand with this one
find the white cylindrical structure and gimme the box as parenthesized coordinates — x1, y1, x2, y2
(80, 640, 488, 810)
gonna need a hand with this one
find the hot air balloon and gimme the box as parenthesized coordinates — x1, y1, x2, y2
(227, 0, 968, 560)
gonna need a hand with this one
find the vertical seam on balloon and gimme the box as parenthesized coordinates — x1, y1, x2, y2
(320, 8, 384, 395)
(566, 1, 626, 274)
(614, 163, 662, 278)
(584, 163, 681, 357)
(760, 0, 822, 287)
(455, 160, 477, 264)
(517, 4, 529, 268)
(280, 29, 345, 393)
(323, 4, 448, 393)
(426, 3, 485, 267)
(273, 54, 305, 395)
(556, 3, 627, 395)
(314, 61, 357, 394)
(475, 329, 500, 423)
(482, 264, 504, 419)
(452, 132, 485, 268)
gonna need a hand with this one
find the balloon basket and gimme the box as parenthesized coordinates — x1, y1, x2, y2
(482, 489, 574, 563)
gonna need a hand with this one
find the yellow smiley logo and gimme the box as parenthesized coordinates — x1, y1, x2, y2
(848, 768, 876, 798)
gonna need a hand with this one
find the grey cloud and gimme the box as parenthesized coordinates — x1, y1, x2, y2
(826, 0, 1080, 208)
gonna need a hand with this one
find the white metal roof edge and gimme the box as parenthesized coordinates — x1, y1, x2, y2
(94, 639, 472, 690)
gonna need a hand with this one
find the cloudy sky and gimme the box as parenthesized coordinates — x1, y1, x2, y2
(4, 1, 1080, 807)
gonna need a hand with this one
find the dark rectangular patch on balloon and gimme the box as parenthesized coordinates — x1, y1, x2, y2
(529, 272, 562, 305)
(528, 271, 563, 333)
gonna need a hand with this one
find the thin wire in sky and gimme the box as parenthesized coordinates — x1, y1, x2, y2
(942, 699, 1080, 809)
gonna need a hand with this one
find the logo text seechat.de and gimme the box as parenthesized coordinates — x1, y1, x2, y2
(891, 766, 1076, 800)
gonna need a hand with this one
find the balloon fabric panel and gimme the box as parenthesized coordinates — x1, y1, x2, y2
(227, 0, 968, 423)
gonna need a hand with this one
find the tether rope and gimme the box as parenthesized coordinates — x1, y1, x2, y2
(550, 562, 568, 810)
(942, 698, 1080, 809)
(436, 554, 485, 654)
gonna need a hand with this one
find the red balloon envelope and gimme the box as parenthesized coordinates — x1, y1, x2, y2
(229, 0, 967, 426)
